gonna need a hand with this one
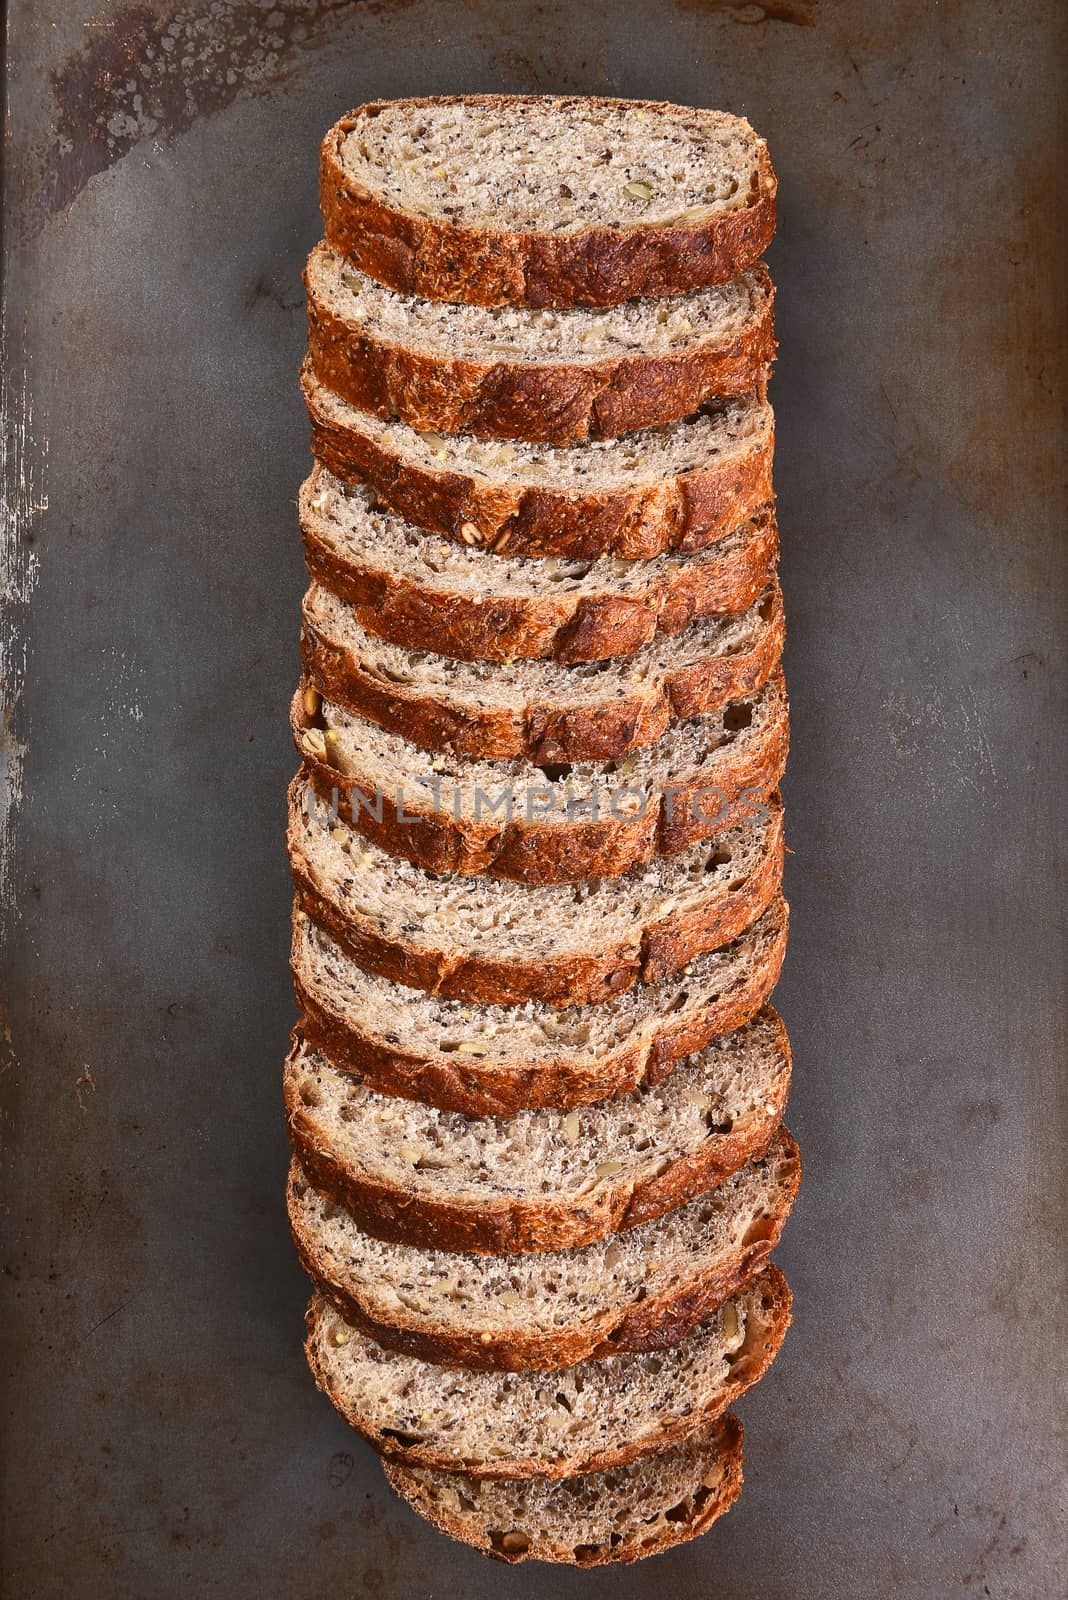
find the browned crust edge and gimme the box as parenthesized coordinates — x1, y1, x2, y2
(302, 362, 775, 560)
(288, 1129, 800, 1369)
(320, 98, 777, 309)
(300, 478, 781, 665)
(287, 775, 785, 1008)
(382, 1416, 745, 1565)
(282, 1021, 792, 1256)
(300, 582, 785, 764)
(307, 252, 776, 444)
(292, 902, 788, 1116)
(293, 669, 789, 885)
(304, 1264, 792, 1478)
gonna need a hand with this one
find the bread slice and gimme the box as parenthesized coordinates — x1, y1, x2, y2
(300, 580, 784, 763)
(289, 1129, 799, 1369)
(300, 469, 779, 664)
(295, 669, 788, 885)
(288, 773, 784, 1006)
(293, 892, 788, 1116)
(304, 1262, 791, 1475)
(302, 362, 774, 560)
(283, 1008, 791, 1254)
(384, 1416, 744, 1563)
(320, 97, 776, 308)
(306, 241, 775, 444)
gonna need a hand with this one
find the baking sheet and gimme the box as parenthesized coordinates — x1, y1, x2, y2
(1, 2, 1065, 1595)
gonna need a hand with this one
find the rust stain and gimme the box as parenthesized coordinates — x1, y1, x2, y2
(38, 0, 416, 225)
(674, 0, 818, 25)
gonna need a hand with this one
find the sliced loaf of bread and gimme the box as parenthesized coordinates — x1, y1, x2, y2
(289, 1129, 800, 1368)
(301, 470, 779, 664)
(302, 362, 774, 560)
(320, 97, 776, 307)
(293, 892, 788, 1115)
(306, 242, 774, 443)
(384, 1415, 744, 1564)
(284, 1008, 791, 1254)
(300, 580, 784, 762)
(305, 1263, 791, 1475)
(295, 669, 788, 883)
(288, 773, 784, 1006)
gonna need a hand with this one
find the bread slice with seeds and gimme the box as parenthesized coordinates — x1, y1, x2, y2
(288, 773, 784, 1007)
(306, 241, 774, 444)
(289, 1129, 799, 1368)
(284, 1008, 791, 1254)
(302, 362, 773, 560)
(293, 891, 787, 1116)
(384, 1415, 744, 1564)
(305, 1263, 791, 1475)
(295, 669, 788, 884)
(301, 470, 779, 664)
(320, 97, 776, 308)
(300, 579, 784, 763)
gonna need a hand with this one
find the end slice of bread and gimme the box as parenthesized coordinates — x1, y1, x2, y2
(302, 362, 774, 560)
(304, 1262, 791, 1476)
(289, 1129, 800, 1369)
(301, 469, 780, 664)
(306, 241, 774, 443)
(284, 1008, 791, 1254)
(300, 579, 784, 763)
(320, 96, 776, 307)
(288, 773, 785, 1007)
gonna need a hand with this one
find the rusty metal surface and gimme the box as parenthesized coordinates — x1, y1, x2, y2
(1, 2, 1065, 1595)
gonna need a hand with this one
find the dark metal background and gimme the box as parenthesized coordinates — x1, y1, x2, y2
(2, 3, 1065, 1596)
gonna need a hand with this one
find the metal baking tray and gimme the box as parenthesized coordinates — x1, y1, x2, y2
(2, 2, 1064, 1595)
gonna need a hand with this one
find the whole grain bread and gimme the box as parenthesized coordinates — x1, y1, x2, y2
(384, 1415, 744, 1564)
(320, 97, 776, 308)
(300, 580, 784, 763)
(295, 669, 788, 884)
(302, 361, 774, 560)
(290, 1130, 799, 1369)
(283, 1009, 791, 1254)
(301, 469, 779, 664)
(305, 1263, 791, 1475)
(288, 772, 785, 1006)
(306, 241, 775, 443)
(293, 892, 787, 1115)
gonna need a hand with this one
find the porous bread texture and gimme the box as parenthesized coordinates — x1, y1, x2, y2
(305, 243, 775, 442)
(292, 893, 788, 1115)
(337, 98, 768, 231)
(283, 1010, 791, 1254)
(289, 1130, 800, 1370)
(309, 243, 770, 358)
(300, 468, 780, 664)
(300, 580, 784, 762)
(302, 362, 774, 559)
(384, 1416, 744, 1564)
(288, 772, 785, 1006)
(304, 1263, 791, 1476)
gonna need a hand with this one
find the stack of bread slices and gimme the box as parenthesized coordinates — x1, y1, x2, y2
(287, 95, 798, 1566)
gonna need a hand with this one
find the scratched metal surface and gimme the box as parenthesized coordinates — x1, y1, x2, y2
(1, 2, 1065, 1596)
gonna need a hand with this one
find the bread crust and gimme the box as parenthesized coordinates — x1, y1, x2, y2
(289, 1130, 800, 1369)
(304, 1264, 792, 1477)
(307, 252, 775, 444)
(320, 98, 777, 309)
(287, 775, 785, 1007)
(293, 902, 788, 1116)
(302, 362, 775, 560)
(283, 1024, 791, 1256)
(300, 582, 785, 764)
(294, 671, 788, 886)
(301, 478, 780, 665)
(382, 1416, 744, 1564)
